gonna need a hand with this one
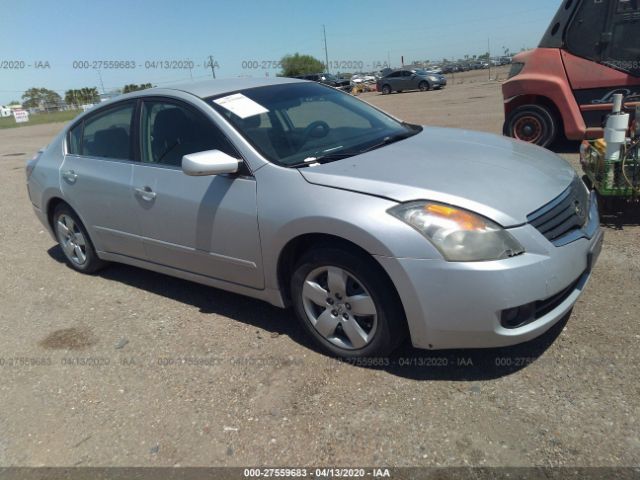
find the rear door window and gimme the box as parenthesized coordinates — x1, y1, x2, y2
(81, 103, 135, 160)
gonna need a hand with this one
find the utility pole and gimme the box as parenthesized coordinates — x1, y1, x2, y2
(488, 37, 492, 81)
(208, 55, 216, 79)
(323, 25, 329, 72)
(97, 70, 105, 94)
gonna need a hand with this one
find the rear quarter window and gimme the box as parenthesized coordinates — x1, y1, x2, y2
(67, 123, 83, 155)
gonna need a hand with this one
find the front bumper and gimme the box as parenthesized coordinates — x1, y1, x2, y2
(376, 193, 603, 350)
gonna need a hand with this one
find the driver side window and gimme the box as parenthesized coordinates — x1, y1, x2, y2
(140, 100, 237, 167)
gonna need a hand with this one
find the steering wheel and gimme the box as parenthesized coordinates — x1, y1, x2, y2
(298, 121, 330, 150)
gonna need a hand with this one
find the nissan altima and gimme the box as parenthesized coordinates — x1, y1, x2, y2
(26, 77, 603, 357)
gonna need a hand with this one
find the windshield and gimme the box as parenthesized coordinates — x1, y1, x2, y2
(208, 82, 419, 167)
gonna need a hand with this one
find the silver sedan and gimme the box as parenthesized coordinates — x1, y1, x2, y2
(26, 78, 603, 358)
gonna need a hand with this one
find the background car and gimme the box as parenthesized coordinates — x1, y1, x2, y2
(294, 73, 350, 90)
(376, 69, 446, 94)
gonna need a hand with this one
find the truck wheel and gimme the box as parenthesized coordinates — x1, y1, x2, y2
(504, 104, 558, 148)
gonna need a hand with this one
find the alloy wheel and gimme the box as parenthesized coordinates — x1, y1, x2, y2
(301, 266, 378, 350)
(56, 214, 88, 266)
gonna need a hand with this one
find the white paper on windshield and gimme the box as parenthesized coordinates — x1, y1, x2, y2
(214, 93, 268, 119)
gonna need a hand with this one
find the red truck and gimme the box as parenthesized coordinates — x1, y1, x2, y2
(502, 0, 640, 147)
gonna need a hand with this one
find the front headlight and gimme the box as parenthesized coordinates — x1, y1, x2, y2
(429, 76, 439, 81)
(388, 201, 525, 262)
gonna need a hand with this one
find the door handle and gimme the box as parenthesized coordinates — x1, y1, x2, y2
(134, 186, 157, 201)
(62, 170, 78, 183)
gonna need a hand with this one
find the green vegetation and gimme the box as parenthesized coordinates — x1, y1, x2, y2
(0, 109, 82, 129)
(65, 87, 100, 108)
(123, 83, 153, 93)
(21, 87, 62, 109)
(279, 53, 325, 77)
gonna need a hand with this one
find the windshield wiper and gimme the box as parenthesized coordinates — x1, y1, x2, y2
(355, 131, 416, 155)
(288, 129, 420, 168)
(287, 152, 355, 168)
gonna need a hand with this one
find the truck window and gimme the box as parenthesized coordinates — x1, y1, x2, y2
(566, 0, 640, 75)
(565, 1, 609, 62)
(609, 6, 640, 69)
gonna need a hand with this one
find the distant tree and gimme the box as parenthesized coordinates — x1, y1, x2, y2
(22, 87, 61, 110)
(64, 87, 99, 107)
(9, 100, 19, 105)
(122, 83, 153, 94)
(278, 53, 325, 77)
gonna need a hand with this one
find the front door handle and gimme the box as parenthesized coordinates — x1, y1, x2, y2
(62, 170, 78, 183)
(134, 186, 157, 201)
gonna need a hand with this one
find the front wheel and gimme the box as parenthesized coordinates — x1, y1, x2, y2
(291, 248, 406, 358)
(419, 81, 430, 92)
(503, 104, 558, 148)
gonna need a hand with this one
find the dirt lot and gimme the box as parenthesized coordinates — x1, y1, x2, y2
(0, 67, 638, 468)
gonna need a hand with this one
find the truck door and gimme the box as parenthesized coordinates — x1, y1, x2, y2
(563, 0, 640, 132)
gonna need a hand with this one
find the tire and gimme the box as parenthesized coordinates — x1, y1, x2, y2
(53, 204, 107, 273)
(419, 81, 430, 92)
(381, 84, 392, 95)
(503, 104, 558, 148)
(291, 247, 406, 358)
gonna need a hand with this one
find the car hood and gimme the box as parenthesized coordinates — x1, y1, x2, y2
(299, 127, 576, 226)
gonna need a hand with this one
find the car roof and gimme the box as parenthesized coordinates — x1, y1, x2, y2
(160, 76, 306, 98)
(64, 77, 311, 127)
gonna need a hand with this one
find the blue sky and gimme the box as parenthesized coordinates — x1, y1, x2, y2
(0, 0, 562, 104)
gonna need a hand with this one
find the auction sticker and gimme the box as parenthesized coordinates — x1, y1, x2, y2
(214, 93, 268, 119)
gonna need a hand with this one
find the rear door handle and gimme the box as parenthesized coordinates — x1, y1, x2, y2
(62, 170, 78, 183)
(134, 186, 157, 201)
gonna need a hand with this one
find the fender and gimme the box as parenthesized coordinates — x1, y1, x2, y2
(503, 49, 586, 140)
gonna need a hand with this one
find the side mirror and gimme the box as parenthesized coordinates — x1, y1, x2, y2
(182, 150, 240, 176)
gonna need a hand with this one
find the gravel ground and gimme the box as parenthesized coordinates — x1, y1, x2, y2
(0, 68, 638, 468)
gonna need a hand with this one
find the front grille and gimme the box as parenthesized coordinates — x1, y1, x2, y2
(527, 177, 589, 244)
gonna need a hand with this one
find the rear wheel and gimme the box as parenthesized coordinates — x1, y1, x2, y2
(53, 204, 106, 273)
(381, 84, 392, 95)
(504, 104, 558, 148)
(291, 248, 406, 358)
